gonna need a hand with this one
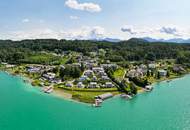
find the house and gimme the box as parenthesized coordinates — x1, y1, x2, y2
(102, 76, 110, 80)
(27, 66, 41, 73)
(139, 64, 148, 74)
(5, 64, 16, 68)
(92, 76, 97, 81)
(173, 66, 185, 73)
(136, 68, 147, 76)
(43, 73, 56, 80)
(1, 62, 7, 65)
(98, 71, 107, 77)
(83, 61, 96, 69)
(88, 82, 98, 88)
(92, 67, 104, 73)
(77, 82, 85, 88)
(158, 70, 167, 76)
(76, 55, 83, 62)
(139, 64, 147, 69)
(79, 75, 88, 81)
(148, 63, 156, 69)
(127, 69, 143, 78)
(105, 82, 114, 88)
(84, 70, 94, 77)
(65, 82, 73, 87)
(72, 63, 81, 67)
(51, 79, 62, 84)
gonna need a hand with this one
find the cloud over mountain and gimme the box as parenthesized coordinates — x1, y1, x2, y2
(160, 27, 180, 36)
(1, 26, 106, 40)
(121, 26, 137, 35)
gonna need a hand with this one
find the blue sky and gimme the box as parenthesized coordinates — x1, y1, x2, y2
(0, 0, 190, 40)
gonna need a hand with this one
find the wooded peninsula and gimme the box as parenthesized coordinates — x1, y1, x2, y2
(0, 38, 190, 104)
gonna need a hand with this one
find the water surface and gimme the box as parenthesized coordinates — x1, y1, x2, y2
(0, 72, 190, 130)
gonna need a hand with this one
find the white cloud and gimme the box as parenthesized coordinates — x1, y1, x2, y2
(22, 19, 30, 23)
(121, 26, 137, 35)
(65, 0, 101, 13)
(120, 25, 190, 39)
(61, 26, 105, 40)
(69, 16, 79, 20)
(160, 27, 181, 36)
(1, 26, 106, 40)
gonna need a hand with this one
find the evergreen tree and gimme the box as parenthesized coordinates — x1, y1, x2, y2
(157, 72, 161, 79)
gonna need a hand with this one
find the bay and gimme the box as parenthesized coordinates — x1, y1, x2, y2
(0, 72, 190, 130)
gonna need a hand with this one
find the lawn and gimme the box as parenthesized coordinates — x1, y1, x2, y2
(113, 68, 126, 80)
(21, 53, 61, 64)
(59, 57, 69, 64)
(55, 86, 119, 103)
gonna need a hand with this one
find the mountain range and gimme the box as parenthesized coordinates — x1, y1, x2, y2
(142, 37, 190, 43)
(96, 37, 190, 43)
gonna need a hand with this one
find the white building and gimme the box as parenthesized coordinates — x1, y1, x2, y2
(43, 73, 56, 80)
(102, 76, 110, 80)
(127, 69, 143, 78)
(77, 82, 85, 88)
(79, 75, 88, 81)
(92, 67, 104, 73)
(148, 64, 156, 69)
(65, 82, 73, 87)
(105, 82, 114, 88)
(158, 70, 167, 76)
(84, 70, 94, 77)
(88, 82, 98, 88)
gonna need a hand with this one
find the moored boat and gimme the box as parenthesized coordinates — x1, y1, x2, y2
(145, 85, 153, 92)
(120, 94, 133, 100)
(43, 86, 53, 94)
(93, 99, 103, 107)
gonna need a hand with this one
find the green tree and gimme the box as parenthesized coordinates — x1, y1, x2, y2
(167, 71, 170, 77)
(157, 72, 160, 79)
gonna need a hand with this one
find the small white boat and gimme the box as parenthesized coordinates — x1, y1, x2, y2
(120, 94, 132, 100)
(145, 85, 153, 92)
(43, 86, 53, 94)
(93, 99, 103, 107)
(92, 104, 101, 107)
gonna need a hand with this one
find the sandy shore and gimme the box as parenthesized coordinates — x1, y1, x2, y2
(53, 88, 72, 99)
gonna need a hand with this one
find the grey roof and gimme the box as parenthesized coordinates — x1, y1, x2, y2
(97, 93, 113, 100)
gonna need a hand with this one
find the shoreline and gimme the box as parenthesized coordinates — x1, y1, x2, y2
(1, 70, 189, 105)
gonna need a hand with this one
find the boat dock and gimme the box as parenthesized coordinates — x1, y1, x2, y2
(93, 93, 113, 107)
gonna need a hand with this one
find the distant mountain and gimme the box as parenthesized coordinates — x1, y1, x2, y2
(143, 37, 190, 43)
(91, 37, 121, 43)
(128, 38, 149, 43)
(102, 38, 121, 43)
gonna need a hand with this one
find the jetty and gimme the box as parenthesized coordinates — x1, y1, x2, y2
(93, 93, 113, 107)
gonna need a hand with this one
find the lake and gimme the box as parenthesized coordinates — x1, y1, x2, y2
(0, 72, 190, 130)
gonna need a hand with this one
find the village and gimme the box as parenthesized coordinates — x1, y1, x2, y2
(0, 50, 188, 106)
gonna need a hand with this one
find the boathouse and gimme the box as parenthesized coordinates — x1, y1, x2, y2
(95, 93, 113, 100)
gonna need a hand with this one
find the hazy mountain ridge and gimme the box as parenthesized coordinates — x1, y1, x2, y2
(143, 37, 190, 43)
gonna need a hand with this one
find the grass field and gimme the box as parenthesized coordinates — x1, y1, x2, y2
(56, 86, 119, 103)
(113, 68, 126, 80)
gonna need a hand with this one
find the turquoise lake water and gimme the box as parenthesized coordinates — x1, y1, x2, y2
(0, 71, 190, 130)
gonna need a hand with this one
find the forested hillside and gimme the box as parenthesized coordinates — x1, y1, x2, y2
(0, 38, 190, 65)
